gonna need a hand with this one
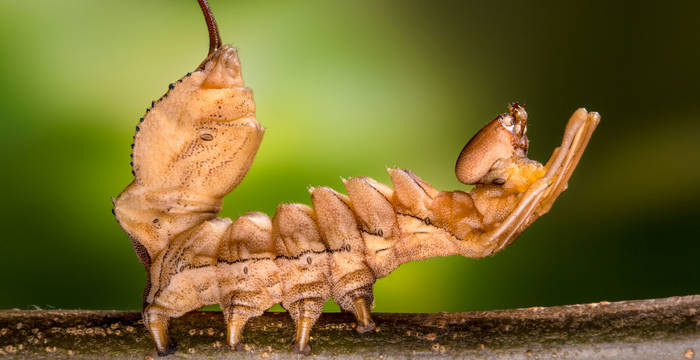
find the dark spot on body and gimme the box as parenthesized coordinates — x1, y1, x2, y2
(306, 256, 312, 265)
(152, 218, 159, 224)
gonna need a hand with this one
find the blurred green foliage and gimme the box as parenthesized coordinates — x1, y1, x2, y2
(0, 0, 698, 313)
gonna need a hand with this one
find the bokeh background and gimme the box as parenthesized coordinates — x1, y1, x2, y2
(1, 0, 698, 313)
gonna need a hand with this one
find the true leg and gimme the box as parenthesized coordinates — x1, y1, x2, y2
(534, 111, 600, 218)
(477, 108, 600, 256)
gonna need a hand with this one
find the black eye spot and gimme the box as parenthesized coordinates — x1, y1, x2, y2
(377, 229, 384, 237)
(168, 83, 175, 90)
(243, 266, 248, 274)
(493, 178, 506, 185)
(306, 256, 312, 265)
(345, 244, 351, 252)
(152, 218, 159, 224)
(424, 218, 431, 226)
(200, 133, 214, 141)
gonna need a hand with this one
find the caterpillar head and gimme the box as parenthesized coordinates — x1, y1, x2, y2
(456, 103, 542, 190)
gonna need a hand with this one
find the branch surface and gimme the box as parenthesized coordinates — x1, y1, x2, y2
(0, 295, 698, 359)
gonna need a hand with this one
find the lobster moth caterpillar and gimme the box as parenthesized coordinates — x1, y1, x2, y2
(113, 0, 600, 355)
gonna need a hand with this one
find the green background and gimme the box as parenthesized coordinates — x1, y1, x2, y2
(1, 0, 698, 313)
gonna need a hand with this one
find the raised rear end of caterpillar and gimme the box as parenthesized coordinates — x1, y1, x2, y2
(113, 0, 599, 356)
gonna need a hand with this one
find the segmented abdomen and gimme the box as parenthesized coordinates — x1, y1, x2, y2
(146, 167, 506, 323)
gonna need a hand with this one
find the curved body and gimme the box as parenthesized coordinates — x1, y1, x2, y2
(113, 1, 600, 355)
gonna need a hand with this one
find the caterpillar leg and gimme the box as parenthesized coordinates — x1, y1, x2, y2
(351, 297, 376, 333)
(533, 110, 600, 219)
(142, 259, 220, 355)
(272, 204, 332, 355)
(220, 285, 280, 350)
(288, 299, 322, 355)
(218, 212, 281, 350)
(143, 306, 176, 356)
(220, 291, 266, 350)
(223, 309, 252, 350)
(310, 187, 377, 333)
(478, 108, 600, 255)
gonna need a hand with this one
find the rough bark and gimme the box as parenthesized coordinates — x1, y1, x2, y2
(0, 295, 698, 359)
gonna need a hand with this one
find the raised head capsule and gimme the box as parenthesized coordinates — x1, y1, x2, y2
(455, 103, 530, 185)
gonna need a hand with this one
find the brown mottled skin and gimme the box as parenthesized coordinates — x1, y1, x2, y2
(112, 2, 600, 356)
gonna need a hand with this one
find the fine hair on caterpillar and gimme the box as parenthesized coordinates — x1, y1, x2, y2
(112, 0, 600, 356)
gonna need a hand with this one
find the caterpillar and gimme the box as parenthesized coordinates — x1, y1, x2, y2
(112, 0, 600, 356)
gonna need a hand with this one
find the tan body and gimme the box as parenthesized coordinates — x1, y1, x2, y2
(113, 1, 600, 355)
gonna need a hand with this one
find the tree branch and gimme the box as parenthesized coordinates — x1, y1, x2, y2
(0, 295, 698, 359)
